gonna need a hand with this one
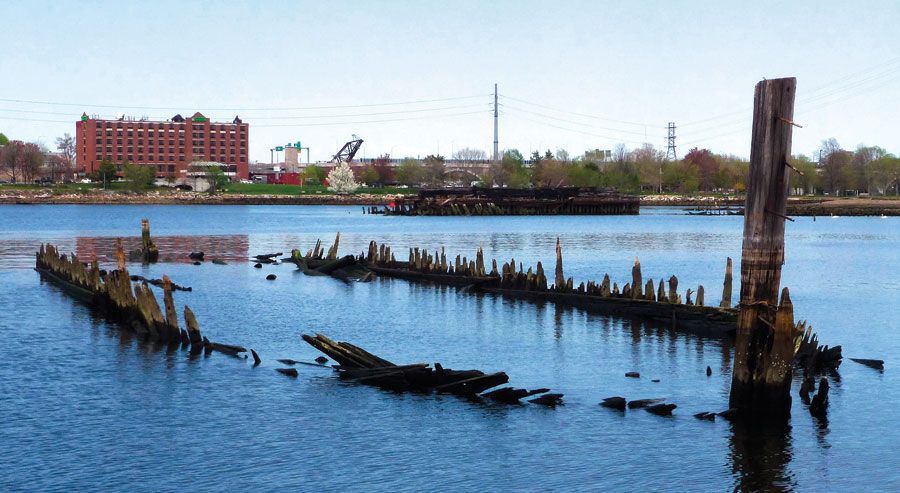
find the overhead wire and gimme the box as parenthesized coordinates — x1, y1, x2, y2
(0, 94, 491, 112)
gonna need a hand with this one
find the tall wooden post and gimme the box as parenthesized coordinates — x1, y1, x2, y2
(729, 77, 797, 420)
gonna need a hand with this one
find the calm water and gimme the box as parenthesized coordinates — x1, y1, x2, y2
(0, 205, 897, 492)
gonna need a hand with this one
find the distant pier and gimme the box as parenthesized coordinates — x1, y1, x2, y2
(375, 187, 640, 216)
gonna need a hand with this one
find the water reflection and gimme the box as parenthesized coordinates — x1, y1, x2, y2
(730, 421, 796, 492)
(0, 234, 252, 269)
(76, 234, 250, 263)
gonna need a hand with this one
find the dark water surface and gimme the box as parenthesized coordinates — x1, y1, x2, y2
(0, 205, 897, 492)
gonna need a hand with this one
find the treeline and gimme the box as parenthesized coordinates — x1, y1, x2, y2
(350, 141, 898, 196)
(0, 132, 76, 183)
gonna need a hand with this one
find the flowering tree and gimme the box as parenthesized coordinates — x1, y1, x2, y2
(327, 162, 359, 194)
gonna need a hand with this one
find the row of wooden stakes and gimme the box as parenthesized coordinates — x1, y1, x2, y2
(36, 242, 247, 358)
(361, 237, 735, 308)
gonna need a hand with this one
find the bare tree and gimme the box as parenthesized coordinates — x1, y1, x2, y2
(452, 147, 488, 162)
(55, 133, 76, 179)
(1, 141, 22, 182)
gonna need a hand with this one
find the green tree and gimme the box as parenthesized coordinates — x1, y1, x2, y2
(360, 165, 380, 186)
(422, 154, 446, 186)
(206, 165, 230, 194)
(790, 154, 818, 194)
(662, 161, 700, 193)
(866, 156, 900, 195)
(97, 159, 116, 187)
(395, 158, 424, 186)
(0, 133, 8, 146)
(123, 162, 155, 191)
(302, 165, 326, 184)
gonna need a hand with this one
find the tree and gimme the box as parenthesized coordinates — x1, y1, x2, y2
(866, 155, 900, 195)
(452, 147, 487, 162)
(630, 144, 664, 192)
(47, 154, 70, 182)
(55, 133, 75, 179)
(327, 162, 359, 193)
(683, 148, 719, 191)
(532, 157, 568, 187)
(422, 154, 446, 186)
(852, 145, 887, 193)
(372, 154, 394, 184)
(790, 154, 818, 194)
(123, 162, 155, 191)
(0, 133, 8, 146)
(555, 148, 571, 162)
(303, 165, 326, 184)
(359, 166, 380, 186)
(98, 160, 116, 187)
(486, 149, 528, 187)
(1, 140, 23, 182)
(662, 160, 700, 193)
(205, 165, 230, 194)
(395, 158, 424, 186)
(822, 149, 854, 194)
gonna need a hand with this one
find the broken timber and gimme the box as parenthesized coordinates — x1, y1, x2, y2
(301, 333, 558, 405)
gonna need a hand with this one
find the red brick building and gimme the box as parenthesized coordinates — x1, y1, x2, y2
(75, 112, 249, 180)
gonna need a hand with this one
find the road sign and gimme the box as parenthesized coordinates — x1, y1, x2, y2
(275, 146, 284, 152)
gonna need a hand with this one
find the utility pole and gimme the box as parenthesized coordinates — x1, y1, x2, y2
(493, 83, 499, 163)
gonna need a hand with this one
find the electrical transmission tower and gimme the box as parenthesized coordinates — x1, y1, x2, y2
(493, 83, 499, 162)
(665, 122, 677, 161)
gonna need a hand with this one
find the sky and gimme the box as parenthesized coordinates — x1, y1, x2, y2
(1, 0, 898, 163)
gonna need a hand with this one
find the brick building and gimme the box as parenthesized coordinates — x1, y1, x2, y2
(75, 112, 249, 180)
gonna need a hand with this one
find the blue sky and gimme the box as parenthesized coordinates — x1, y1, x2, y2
(1, 0, 898, 162)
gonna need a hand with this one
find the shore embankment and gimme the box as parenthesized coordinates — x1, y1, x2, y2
(0, 189, 398, 206)
(641, 194, 900, 216)
(2, 188, 898, 215)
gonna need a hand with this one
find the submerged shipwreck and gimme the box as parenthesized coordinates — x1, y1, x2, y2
(375, 187, 640, 216)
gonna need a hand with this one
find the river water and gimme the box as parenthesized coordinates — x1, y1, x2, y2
(0, 205, 897, 492)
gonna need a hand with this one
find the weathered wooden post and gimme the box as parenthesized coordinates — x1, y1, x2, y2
(554, 238, 565, 291)
(729, 77, 798, 420)
(140, 219, 159, 263)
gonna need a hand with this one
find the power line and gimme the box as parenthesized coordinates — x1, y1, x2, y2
(500, 109, 654, 146)
(0, 102, 492, 121)
(0, 94, 490, 112)
(253, 109, 489, 128)
(500, 103, 666, 139)
(499, 94, 659, 128)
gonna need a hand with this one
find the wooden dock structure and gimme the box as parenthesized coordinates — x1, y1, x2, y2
(379, 187, 640, 216)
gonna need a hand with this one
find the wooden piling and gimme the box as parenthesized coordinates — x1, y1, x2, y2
(729, 77, 798, 420)
(721, 257, 733, 308)
(554, 238, 565, 291)
(632, 258, 642, 298)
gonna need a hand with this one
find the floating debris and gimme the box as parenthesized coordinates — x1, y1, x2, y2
(849, 358, 884, 370)
(646, 403, 677, 416)
(600, 397, 627, 411)
(276, 368, 299, 378)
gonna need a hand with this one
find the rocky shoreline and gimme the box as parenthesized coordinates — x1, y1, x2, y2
(0, 189, 398, 206)
(1, 189, 897, 215)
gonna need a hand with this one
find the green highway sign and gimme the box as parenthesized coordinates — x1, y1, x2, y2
(275, 146, 284, 151)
